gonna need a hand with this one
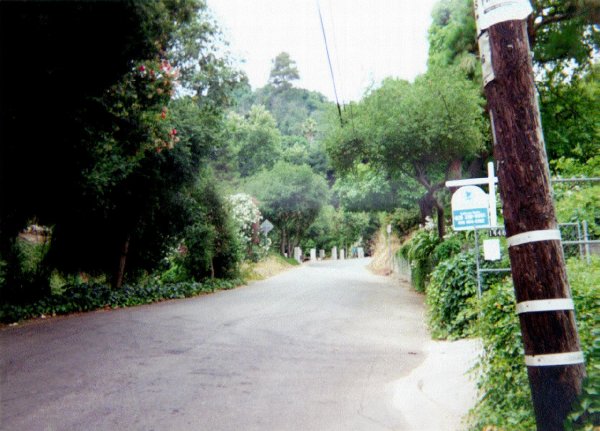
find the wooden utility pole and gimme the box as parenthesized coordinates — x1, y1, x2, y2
(475, 2, 585, 429)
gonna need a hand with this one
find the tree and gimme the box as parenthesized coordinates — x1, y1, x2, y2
(427, 0, 600, 164)
(226, 105, 283, 177)
(327, 67, 486, 238)
(539, 63, 600, 163)
(428, 0, 600, 76)
(268, 52, 300, 89)
(182, 174, 242, 281)
(428, 0, 479, 79)
(333, 163, 422, 213)
(0, 0, 242, 297)
(244, 162, 329, 257)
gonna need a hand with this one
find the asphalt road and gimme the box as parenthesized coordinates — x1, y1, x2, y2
(1, 258, 438, 431)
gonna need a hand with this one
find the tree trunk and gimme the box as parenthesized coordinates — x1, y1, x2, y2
(113, 234, 130, 289)
(483, 19, 584, 430)
(435, 204, 445, 239)
(280, 229, 287, 256)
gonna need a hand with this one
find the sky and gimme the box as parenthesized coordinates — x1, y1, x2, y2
(206, 0, 439, 103)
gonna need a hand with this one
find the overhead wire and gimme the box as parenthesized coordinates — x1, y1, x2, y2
(316, 0, 343, 126)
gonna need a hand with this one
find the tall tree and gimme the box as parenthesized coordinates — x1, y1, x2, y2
(327, 67, 486, 238)
(0, 0, 242, 296)
(268, 52, 300, 89)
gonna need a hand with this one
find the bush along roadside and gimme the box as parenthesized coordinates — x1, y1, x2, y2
(0, 278, 243, 324)
(470, 256, 600, 431)
(402, 224, 599, 429)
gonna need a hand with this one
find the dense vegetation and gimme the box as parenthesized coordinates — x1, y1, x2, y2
(0, 1, 380, 320)
(391, 1, 600, 429)
(1, 1, 598, 427)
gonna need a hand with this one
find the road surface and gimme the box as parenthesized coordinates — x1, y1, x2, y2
(0, 258, 477, 430)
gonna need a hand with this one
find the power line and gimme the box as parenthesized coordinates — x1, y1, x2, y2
(316, 0, 343, 125)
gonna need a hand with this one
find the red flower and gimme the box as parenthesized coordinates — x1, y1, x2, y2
(161, 111, 166, 119)
(139, 65, 146, 72)
(171, 128, 177, 135)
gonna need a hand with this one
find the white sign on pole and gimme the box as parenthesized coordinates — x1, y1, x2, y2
(446, 162, 498, 229)
(260, 219, 274, 235)
(475, 0, 533, 32)
(483, 239, 502, 261)
(451, 186, 490, 230)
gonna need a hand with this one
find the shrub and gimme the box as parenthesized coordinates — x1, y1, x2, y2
(227, 193, 269, 261)
(471, 256, 600, 430)
(426, 250, 478, 339)
(400, 229, 441, 292)
(555, 184, 600, 238)
(432, 232, 464, 264)
(1, 237, 51, 303)
(181, 177, 242, 281)
(0, 278, 243, 324)
(390, 208, 421, 237)
(470, 279, 536, 430)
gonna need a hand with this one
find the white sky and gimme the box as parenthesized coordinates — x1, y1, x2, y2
(207, 0, 438, 102)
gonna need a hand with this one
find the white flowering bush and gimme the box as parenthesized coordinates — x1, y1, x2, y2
(227, 193, 269, 261)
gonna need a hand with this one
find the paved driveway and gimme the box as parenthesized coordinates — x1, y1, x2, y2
(1, 258, 455, 430)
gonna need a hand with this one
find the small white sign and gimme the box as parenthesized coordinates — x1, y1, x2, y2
(478, 31, 495, 86)
(483, 239, 502, 261)
(475, 0, 533, 32)
(451, 186, 490, 230)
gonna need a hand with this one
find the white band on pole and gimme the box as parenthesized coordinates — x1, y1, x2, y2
(525, 351, 585, 367)
(516, 298, 574, 314)
(507, 229, 561, 248)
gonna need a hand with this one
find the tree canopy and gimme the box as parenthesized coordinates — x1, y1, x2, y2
(244, 162, 329, 256)
(0, 0, 243, 298)
(327, 67, 486, 237)
(268, 52, 300, 89)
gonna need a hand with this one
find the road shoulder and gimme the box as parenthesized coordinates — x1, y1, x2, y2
(390, 338, 482, 431)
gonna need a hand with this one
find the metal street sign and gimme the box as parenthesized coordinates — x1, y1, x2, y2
(446, 161, 498, 228)
(451, 185, 490, 230)
(260, 219, 274, 235)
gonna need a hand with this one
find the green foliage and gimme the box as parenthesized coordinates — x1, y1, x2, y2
(400, 229, 441, 292)
(555, 184, 600, 238)
(326, 66, 486, 237)
(470, 279, 536, 430)
(431, 233, 463, 263)
(234, 78, 331, 137)
(426, 250, 478, 339)
(268, 52, 300, 89)
(334, 163, 423, 213)
(540, 66, 600, 163)
(471, 257, 600, 430)
(181, 176, 242, 281)
(390, 208, 422, 237)
(1, 237, 52, 302)
(428, 0, 479, 79)
(0, 278, 242, 324)
(1, 0, 244, 298)
(303, 206, 377, 252)
(564, 258, 600, 430)
(226, 105, 283, 177)
(552, 157, 600, 241)
(244, 161, 329, 256)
